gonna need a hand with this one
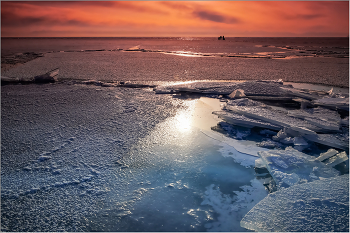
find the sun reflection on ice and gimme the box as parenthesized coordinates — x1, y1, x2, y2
(175, 111, 193, 133)
(173, 100, 197, 133)
(171, 97, 222, 135)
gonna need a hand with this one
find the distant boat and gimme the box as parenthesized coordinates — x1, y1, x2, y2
(218, 36, 225, 40)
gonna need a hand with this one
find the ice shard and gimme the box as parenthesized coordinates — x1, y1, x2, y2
(315, 148, 339, 161)
(240, 175, 349, 232)
(282, 86, 320, 100)
(324, 151, 348, 167)
(33, 68, 59, 83)
(1, 68, 59, 85)
(304, 133, 349, 151)
(225, 105, 325, 133)
(153, 81, 290, 96)
(213, 111, 281, 130)
(288, 107, 341, 123)
(288, 107, 341, 132)
(228, 89, 245, 99)
(313, 97, 349, 111)
(257, 147, 340, 190)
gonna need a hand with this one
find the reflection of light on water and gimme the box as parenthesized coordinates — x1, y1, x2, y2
(164, 51, 204, 57)
(167, 80, 197, 86)
(175, 111, 192, 132)
(173, 100, 197, 133)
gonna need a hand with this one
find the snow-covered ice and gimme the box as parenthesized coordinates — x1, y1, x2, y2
(240, 175, 349, 232)
(1, 84, 266, 232)
(1, 79, 348, 232)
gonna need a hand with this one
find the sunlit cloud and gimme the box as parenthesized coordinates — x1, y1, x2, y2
(1, 1, 348, 37)
(193, 10, 241, 24)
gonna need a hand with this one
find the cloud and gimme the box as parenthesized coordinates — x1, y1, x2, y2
(193, 10, 240, 24)
(284, 13, 325, 20)
(3, 1, 116, 8)
(1, 11, 89, 28)
(159, 1, 193, 11)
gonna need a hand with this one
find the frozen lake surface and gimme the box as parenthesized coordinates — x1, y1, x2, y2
(2, 37, 349, 87)
(1, 83, 268, 231)
(1, 37, 348, 232)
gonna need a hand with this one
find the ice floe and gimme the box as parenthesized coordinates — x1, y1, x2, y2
(240, 175, 349, 232)
(2, 68, 59, 85)
(314, 97, 349, 110)
(257, 147, 341, 190)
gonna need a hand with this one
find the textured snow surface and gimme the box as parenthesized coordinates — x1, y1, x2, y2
(1, 84, 187, 231)
(1, 83, 263, 232)
(240, 175, 349, 232)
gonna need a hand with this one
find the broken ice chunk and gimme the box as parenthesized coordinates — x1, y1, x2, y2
(293, 137, 309, 151)
(272, 129, 288, 141)
(213, 111, 281, 130)
(289, 107, 341, 122)
(228, 89, 245, 99)
(256, 139, 283, 149)
(279, 137, 294, 145)
(233, 81, 288, 96)
(226, 98, 263, 107)
(33, 68, 59, 83)
(292, 137, 308, 146)
(313, 97, 349, 111)
(288, 126, 317, 135)
(240, 175, 349, 232)
(315, 148, 339, 161)
(304, 117, 340, 132)
(254, 158, 270, 176)
(282, 87, 320, 100)
(257, 148, 339, 190)
(288, 107, 341, 132)
(304, 133, 349, 151)
(324, 151, 348, 167)
(226, 105, 325, 133)
(255, 158, 266, 169)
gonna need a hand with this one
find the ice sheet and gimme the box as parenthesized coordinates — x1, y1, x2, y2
(154, 81, 289, 96)
(213, 111, 281, 130)
(288, 107, 341, 131)
(240, 175, 349, 232)
(313, 97, 349, 110)
(257, 148, 340, 190)
(281, 86, 320, 100)
(226, 105, 325, 133)
(201, 129, 269, 158)
(304, 133, 349, 151)
(288, 106, 341, 123)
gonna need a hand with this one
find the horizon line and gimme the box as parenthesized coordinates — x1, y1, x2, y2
(2, 36, 349, 38)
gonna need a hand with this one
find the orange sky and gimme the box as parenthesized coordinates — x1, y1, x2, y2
(1, 1, 349, 37)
